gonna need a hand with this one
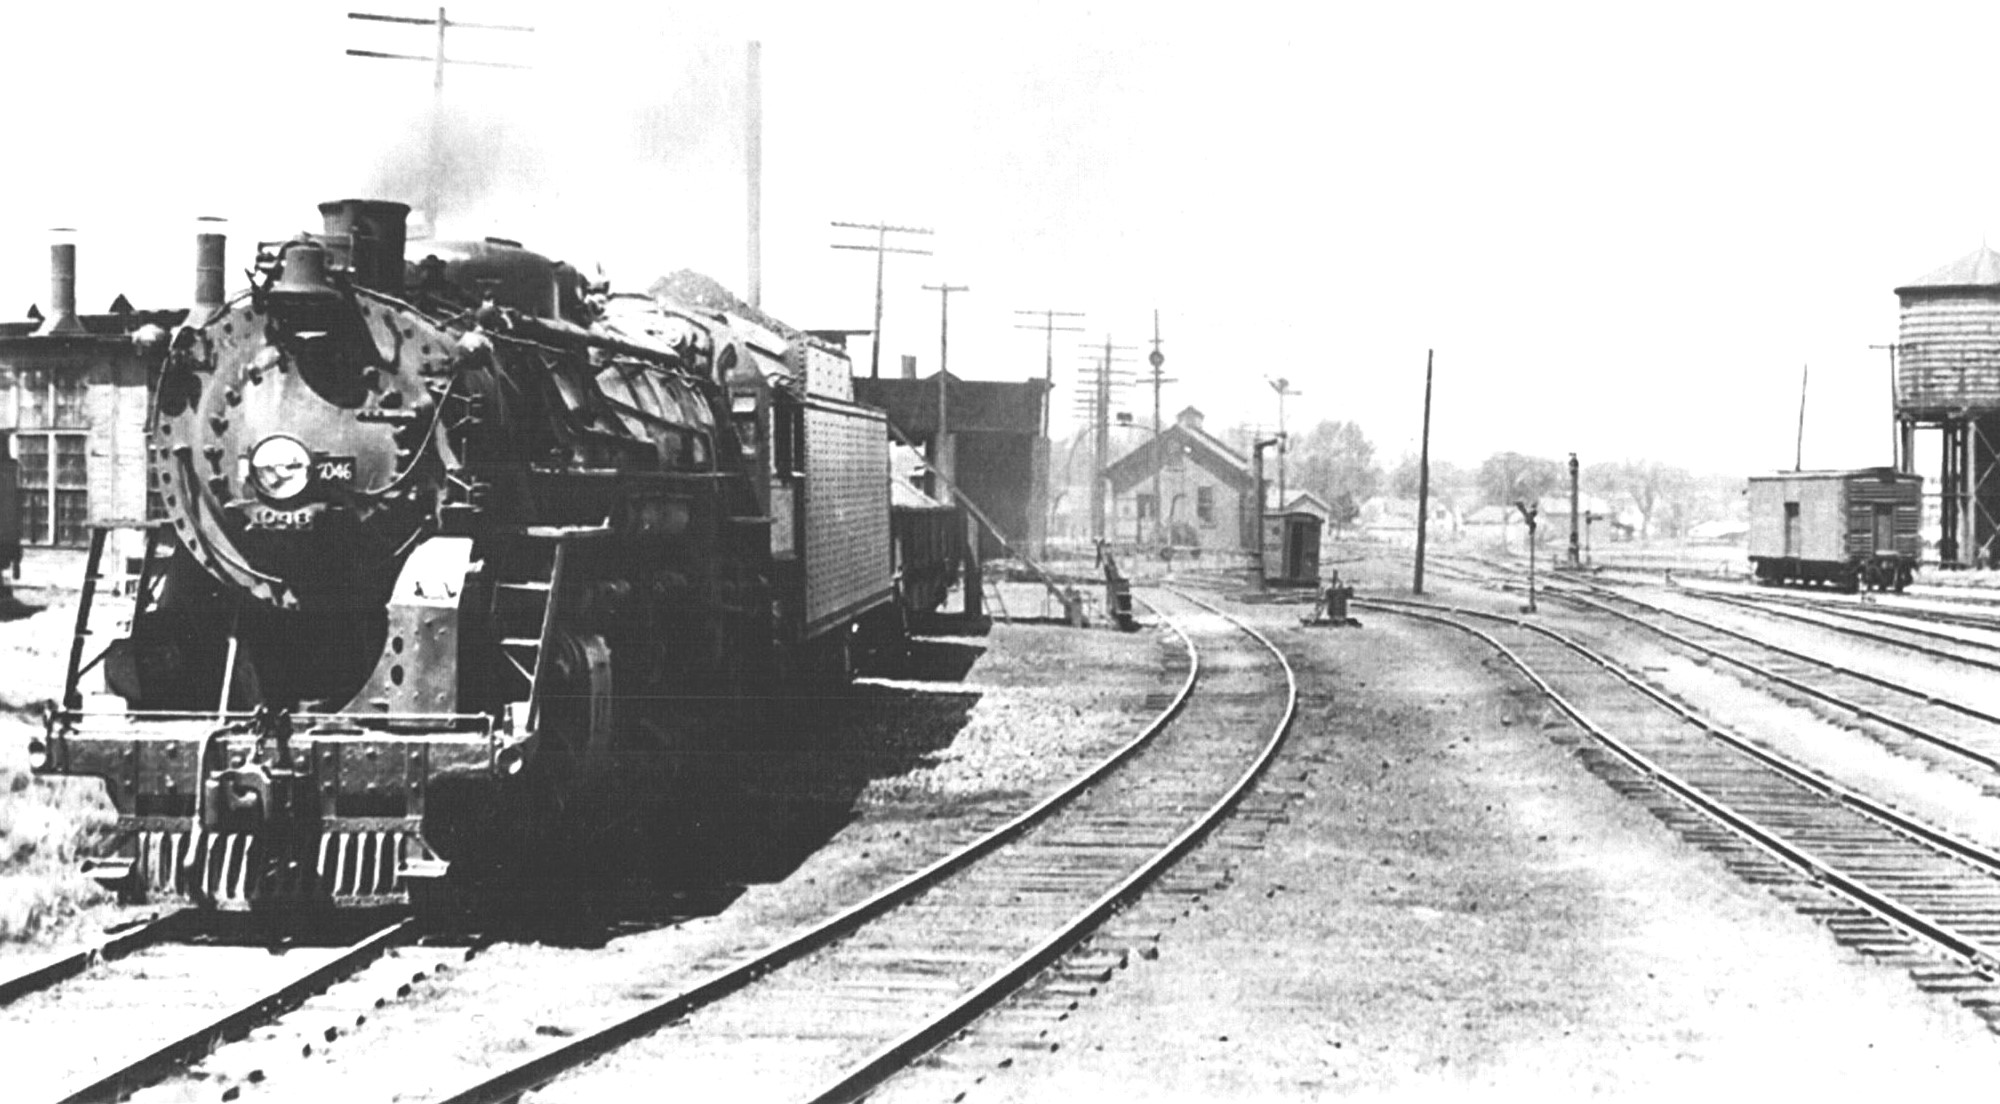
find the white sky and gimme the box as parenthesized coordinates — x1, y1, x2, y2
(1, 1, 1993, 476)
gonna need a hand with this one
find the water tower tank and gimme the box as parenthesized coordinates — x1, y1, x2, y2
(1895, 246, 2000, 417)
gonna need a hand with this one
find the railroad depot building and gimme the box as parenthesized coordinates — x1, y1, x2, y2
(1100, 407, 1259, 555)
(1, 243, 177, 558)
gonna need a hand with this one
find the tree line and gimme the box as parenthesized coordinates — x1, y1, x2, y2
(1217, 421, 1738, 540)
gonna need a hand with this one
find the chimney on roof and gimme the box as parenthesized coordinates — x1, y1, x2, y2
(1176, 406, 1204, 431)
(36, 231, 83, 336)
(192, 217, 227, 323)
(901, 354, 917, 380)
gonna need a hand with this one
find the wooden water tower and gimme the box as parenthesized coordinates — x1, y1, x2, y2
(1894, 246, 2000, 566)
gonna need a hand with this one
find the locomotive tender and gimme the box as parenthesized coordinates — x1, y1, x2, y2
(28, 199, 958, 909)
(1746, 467, 1920, 592)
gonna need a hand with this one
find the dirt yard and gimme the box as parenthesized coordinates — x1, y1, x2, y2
(955, 552, 2000, 1100)
(9, 550, 2000, 1098)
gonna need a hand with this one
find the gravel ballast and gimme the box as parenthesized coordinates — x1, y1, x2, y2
(949, 568, 2000, 1100)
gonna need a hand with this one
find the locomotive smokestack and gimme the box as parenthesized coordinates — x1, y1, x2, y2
(192, 217, 226, 323)
(318, 199, 411, 296)
(36, 231, 83, 336)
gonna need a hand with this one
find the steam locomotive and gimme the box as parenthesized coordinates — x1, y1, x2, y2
(28, 199, 961, 910)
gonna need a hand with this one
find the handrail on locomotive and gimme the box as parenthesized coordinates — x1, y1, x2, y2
(30, 199, 963, 911)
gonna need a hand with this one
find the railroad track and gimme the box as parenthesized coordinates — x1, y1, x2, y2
(1360, 596, 2000, 1027)
(1426, 556, 2000, 781)
(1539, 583, 2000, 784)
(1, 911, 426, 1103)
(1663, 587, 2000, 666)
(206, 586, 1293, 1104)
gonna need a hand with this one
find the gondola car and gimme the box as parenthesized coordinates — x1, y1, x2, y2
(28, 198, 960, 911)
(1747, 467, 1920, 592)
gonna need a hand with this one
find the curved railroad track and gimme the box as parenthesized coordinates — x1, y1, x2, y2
(195, 586, 1293, 1104)
(1360, 596, 2000, 1024)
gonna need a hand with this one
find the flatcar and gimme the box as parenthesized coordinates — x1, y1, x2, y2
(28, 198, 961, 911)
(1746, 467, 1919, 592)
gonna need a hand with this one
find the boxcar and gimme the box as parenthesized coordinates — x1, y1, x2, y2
(1747, 467, 1920, 592)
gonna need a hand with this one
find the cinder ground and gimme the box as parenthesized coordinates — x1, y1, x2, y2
(9, 545, 2000, 1100)
(964, 550, 2000, 1100)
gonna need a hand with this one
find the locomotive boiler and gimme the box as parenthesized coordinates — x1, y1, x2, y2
(29, 199, 945, 910)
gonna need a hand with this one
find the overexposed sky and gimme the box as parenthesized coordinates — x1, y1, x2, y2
(0, 1, 1992, 475)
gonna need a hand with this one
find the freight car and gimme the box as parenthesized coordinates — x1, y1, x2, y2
(1746, 467, 1920, 592)
(28, 199, 960, 911)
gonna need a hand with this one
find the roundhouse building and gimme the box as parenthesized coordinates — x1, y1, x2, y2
(0, 241, 179, 571)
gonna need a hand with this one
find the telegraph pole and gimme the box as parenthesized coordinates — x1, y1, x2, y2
(831, 222, 933, 378)
(923, 282, 969, 492)
(346, 8, 533, 236)
(1414, 349, 1433, 595)
(1146, 311, 1176, 548)
(1076, 338, 1137, 542)
(1014, 308, 1086, 437)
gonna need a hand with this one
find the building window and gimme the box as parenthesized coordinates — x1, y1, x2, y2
(15, 366, 91, 548)
(1136, 494, 1158, 521)
(16, 432, 90, 547)
(1197, 485, 1216, 526)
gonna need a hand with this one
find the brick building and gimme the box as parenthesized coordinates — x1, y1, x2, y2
(0, 244, 177, 555)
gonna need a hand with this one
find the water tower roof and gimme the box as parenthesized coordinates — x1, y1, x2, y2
(1898, 246, 2000, 293)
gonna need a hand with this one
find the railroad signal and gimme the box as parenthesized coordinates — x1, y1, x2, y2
(1515, 500, 1540, 613)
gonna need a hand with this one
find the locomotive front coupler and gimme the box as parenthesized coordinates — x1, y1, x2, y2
(200, 706, 313, 834)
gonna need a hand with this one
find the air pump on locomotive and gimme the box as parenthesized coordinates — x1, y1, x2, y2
(28, 199, 956, 909)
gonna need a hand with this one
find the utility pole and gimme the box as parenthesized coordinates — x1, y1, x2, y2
(1075, 338, 1137, 543)
(346, 8, 533, 236)
(1145, 310, 1176, 548)
(923, 282, 969, 494)
(1266, 376, 1301, 507)
(1414, 349, 1434, 595)
(831, 221, 933, 379)
(1014, 308, 1086, 437)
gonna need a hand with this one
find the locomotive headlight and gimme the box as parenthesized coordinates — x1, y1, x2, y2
(249, 435, 312, 500)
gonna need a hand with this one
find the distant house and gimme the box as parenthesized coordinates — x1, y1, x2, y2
(1688, 519, 1749, 542)
(1360, 497, 1458, 546)
(1101, 407, 1258, 552)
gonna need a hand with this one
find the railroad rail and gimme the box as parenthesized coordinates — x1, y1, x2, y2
(0, 911, 186, 1006)
(1547, 585, 2000, 778)
(1669, 586, 2000, 661)
(3, 916, 415, 1103)
(222, 587, 1292, 1103)
(1360, 597, 2000, 1007)
(1429, 554, 2000, 782)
